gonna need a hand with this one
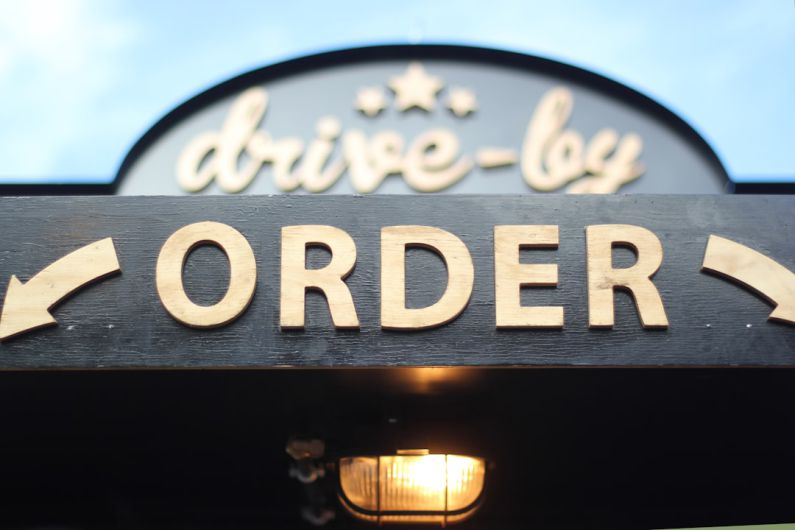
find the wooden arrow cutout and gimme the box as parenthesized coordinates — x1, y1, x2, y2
(0, 238, 121, 341)
(702, 235, 795, 326)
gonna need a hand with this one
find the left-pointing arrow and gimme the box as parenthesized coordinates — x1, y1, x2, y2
(0, 238, 121, 341)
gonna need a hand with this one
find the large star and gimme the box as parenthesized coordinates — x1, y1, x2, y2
(389, 62, 443, 112)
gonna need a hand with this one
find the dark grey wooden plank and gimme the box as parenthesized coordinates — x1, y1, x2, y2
(0, 195, 793, 369)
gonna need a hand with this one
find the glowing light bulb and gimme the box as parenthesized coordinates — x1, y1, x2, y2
(338, 451, 486, 525)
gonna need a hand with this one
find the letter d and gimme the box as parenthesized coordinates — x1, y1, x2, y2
(381, 226, 474, 330)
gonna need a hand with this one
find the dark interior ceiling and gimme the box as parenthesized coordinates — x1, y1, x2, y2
(1, 368, 793, 529)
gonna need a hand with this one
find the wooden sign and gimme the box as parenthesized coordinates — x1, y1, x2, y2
(0, 195, 793, 369)
(111, 45, 729, 196)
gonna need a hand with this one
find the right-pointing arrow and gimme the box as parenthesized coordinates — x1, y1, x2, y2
(702, 235, 795, 326)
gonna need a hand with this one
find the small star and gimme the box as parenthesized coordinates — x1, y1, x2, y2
(447, 87, 477, 117)
(355, 86, 387, 117)
(389, 62, 443, 112)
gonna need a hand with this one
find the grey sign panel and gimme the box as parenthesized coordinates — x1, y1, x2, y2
(0, 195, 792, 369)
(116, 45, 729, 196)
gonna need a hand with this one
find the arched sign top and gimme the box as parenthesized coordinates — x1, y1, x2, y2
(115, 44, 731, 195)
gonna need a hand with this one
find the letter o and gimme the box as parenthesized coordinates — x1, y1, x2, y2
(156, 221, 256, 328)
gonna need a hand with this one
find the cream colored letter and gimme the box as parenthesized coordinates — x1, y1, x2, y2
(586, 224, 668, 328)
(494, 225, 563, 328)
(281, 225, 359, 329)
(403, 129, 472, 192)
(156, 221, 257, 328)
(381, 226, 474, 330)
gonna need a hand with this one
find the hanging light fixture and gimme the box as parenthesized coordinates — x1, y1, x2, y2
(337, 449, 486, 526)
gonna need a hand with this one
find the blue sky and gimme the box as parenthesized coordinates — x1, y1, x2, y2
(0, 0, 792, 184)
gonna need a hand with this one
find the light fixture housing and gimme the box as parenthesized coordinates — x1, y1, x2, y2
(337, 450, 486, 525)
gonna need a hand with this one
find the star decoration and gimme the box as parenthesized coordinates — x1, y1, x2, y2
(355, 86, 387, 117)
(388, 62, 443, 112)
(447, 87, 477, 117)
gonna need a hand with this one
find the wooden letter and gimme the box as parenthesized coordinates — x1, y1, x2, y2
(177, 88, 269, 193)
(156, 221, 256, 328)
(494, 225, 563, 328)
(586, 224, 668, 329)
(381, 226, 474, 330)
(403, 129, 473, 192)
(280, 225, 359, 329)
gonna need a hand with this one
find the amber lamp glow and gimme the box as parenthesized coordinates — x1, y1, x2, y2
(338, 450, 486, 525)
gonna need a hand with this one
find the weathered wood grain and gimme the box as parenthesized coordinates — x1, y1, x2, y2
(0, 195, 793, 369)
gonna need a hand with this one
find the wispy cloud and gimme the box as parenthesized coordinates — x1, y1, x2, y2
(0, 0, 136, 178)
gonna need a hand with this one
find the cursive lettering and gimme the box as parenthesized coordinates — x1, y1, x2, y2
(521, 87, 644, 193)
(177, 85, 643, 194)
